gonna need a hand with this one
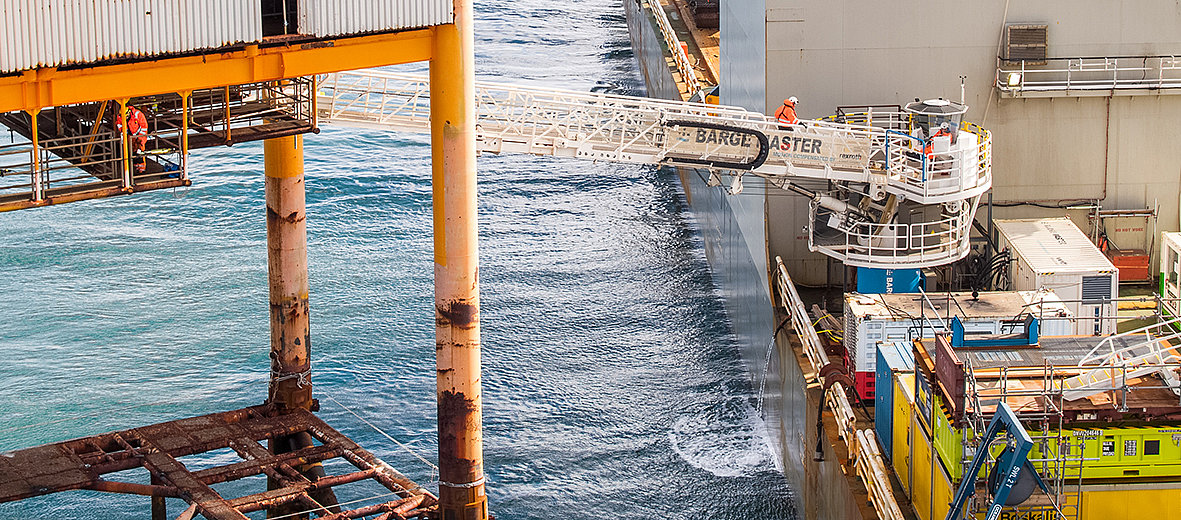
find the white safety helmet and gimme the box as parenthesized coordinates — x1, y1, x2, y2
(788, 96, 799, 105)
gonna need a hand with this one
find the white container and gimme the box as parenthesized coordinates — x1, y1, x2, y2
(843, 290, 1075, 379)
(1, 0, 263, 74)
(995, 217, 1119, 335)
(1162, 232, 1181, 318)
(298, 0, 452, 38)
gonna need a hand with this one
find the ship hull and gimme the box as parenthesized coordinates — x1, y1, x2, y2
(623, 1, 866, 517)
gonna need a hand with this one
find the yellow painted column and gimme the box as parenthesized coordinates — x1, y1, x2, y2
(264, 134, 313, 413)
(430, 0, 487, 518)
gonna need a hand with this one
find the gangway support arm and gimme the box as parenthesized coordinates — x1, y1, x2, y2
(945, 402, 1050, 520)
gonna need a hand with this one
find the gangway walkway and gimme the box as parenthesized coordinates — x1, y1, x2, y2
(318, 70, 993, 269)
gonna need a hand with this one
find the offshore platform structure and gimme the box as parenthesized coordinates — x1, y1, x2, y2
(0, 1, 487, 519)
(0, 2, 995, 520)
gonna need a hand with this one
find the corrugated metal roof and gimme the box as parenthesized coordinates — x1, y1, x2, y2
(0, 0, 453, 74)
(995, 217, 1116, 273)
(299, 0, 452, 38)
(0, 0, 263, 74)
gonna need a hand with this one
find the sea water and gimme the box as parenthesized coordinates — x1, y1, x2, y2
(0, 1, 794, 518)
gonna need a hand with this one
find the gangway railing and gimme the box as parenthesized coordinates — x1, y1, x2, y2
(774, 257, 906, 520)
(996, 56, 1181, 97)
(317, 71, 990, 203)
(318, 70, 993, 269)
(642, 0, 705, 98)
(810, 196, 979, 268)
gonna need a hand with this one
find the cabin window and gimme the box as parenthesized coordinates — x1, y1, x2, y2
(262, 0, 299, 37)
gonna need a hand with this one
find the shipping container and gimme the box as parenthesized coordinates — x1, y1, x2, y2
(298, 0, 451, 38)
(874, 341, 914, 460)
(1, 0, 262, 74)
(995, 218, 1119, 335)
(844, 290, 1074, 400)
(1080, 484, 1181, 519)
(893, 372, 916, 495)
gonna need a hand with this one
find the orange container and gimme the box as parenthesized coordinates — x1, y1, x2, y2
(1108, 249, 1150, 282)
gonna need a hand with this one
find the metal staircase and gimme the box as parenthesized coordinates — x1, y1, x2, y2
(1062, 317, 1181, 402)
(318, 70, 993, 269)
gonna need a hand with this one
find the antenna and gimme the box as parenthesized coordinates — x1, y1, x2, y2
(959, 75, 967, 104)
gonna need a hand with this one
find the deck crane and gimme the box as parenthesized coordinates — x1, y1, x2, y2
(318, 70, 992, 271)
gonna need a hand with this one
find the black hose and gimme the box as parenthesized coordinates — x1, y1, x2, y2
(661, 119, 770, 171)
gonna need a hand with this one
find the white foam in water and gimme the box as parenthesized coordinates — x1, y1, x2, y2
(669, 398, 780, 477)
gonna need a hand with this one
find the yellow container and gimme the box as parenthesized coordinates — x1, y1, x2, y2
(1080, 484, 1181, 519)
(893, 373, 916, 494)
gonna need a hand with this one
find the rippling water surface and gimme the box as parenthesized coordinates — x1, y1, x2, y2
(0, 1, 794, 518)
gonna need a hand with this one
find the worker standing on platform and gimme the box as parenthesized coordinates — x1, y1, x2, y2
(775, 97, 800, 130)
(116, 105, 149, 173)
(923, 121, 952, 157)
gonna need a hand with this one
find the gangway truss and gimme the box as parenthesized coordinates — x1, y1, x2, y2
(317, 70, 993, 269)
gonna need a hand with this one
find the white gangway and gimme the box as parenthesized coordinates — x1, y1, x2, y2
(317, 70, 993, 269)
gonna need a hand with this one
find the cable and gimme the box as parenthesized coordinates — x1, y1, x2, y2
(265, 490, 406, 520)
(323, 394, 440, 478)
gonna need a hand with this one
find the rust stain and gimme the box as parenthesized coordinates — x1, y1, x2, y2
(437, 390, 481, 480)
(436, 300, 478, 329)
(264, 206, 304, 224)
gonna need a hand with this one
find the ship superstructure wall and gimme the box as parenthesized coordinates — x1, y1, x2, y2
(723, 0, 1181, 283)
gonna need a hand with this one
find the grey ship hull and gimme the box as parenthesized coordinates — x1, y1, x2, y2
(623, 1, 867, 517)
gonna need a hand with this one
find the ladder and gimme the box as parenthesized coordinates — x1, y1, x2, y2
(317, 70, 993, 269)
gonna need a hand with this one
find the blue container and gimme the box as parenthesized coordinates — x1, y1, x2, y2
(874, 341, 915, 460)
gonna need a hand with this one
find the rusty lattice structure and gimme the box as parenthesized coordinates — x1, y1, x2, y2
(0, 406, 436, 519)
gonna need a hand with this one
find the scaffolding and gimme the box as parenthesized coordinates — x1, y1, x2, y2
(960, 361, 1085, 520)
(954, 318, 1181, 519)
(0, 78, 316, 212)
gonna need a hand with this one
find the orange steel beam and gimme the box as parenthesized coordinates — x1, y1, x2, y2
(430, 0, 487, 519)
(0, 178, 191, 213)
(0, 29, 435, 114)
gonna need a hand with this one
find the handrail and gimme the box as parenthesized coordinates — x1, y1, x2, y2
(809, 196, 979, 269)
(643, 0, 705, 98)
(774, 257, 905, 520)
(996, 55, 1181, 96)
(1078, 316, 1181, 366)
(318, 70, 990, 269)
